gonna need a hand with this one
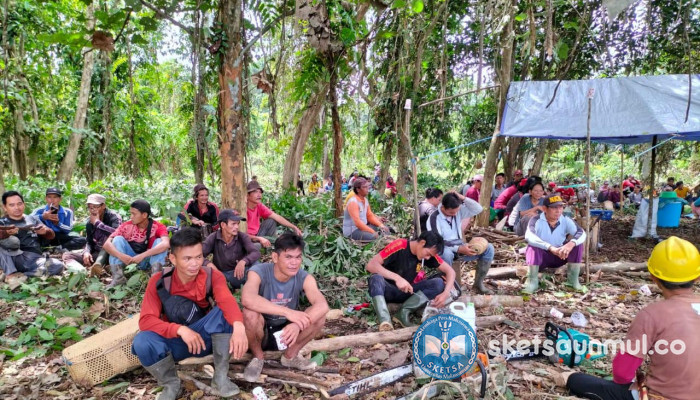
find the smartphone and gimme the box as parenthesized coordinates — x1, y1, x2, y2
(50, 206, 58, 214)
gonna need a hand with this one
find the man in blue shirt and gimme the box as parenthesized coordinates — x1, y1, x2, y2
(523, 194, 587, 294)
(32, 188, 86, 251)
(425, 193, 495, 294)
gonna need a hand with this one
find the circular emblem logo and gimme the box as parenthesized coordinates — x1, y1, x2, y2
(412, 314, 477, 380)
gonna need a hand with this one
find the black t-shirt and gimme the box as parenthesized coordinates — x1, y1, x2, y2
(379, 239, 443, 284)
(0, 215, 44, 254)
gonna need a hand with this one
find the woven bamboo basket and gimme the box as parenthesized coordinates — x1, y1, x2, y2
(62, 313, 141, 387)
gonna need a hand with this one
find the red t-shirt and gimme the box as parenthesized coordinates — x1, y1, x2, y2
(246, 203, 273, 236)
(465, 186, 480, 202)
(555, 187, 575, 200)
(110, 220, 168, 249)
(494, 185, 518, 209)
(138, 267, 244, 338)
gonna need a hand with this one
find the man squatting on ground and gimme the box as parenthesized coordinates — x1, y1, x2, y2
(32, 187, 87, 250)
(102, 200, 170, 287)
(523, 194, 586, 294)
(567, 237, 700, 400)
(241, 233, 328, 382)
(366, 231, 456, 331)
(132, 227, 247, 400)
(62, 194, 122, 269)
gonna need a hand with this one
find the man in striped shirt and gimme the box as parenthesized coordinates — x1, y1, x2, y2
(522, 194, 587, 294)
(32, 187, 86, 250)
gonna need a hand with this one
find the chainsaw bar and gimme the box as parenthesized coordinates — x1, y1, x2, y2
(328, 364, 413, 397)
(489, 345, 546, 362)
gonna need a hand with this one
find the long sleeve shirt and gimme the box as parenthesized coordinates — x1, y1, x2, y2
(202, 230, 260, 271)
(426, 206, 463, 253)
(525, 214, 586, 251)
(138, 267, 244, 338)
(85, 208, 122, 254)
(33, 205, 74, 233)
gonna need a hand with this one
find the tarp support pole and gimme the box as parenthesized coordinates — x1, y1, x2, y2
(584, 91, 593, 283)
(647, 135, 658, 237)
(620, 146, 624, 189)
(404, 99, 420, 236)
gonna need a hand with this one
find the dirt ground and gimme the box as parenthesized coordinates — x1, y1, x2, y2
(1, 217, 698, 399)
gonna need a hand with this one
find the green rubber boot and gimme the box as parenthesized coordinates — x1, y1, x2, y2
(473, 258, 494, 295)
(211, 334, 240, 397)
(566, 263, 585, 292)
(521, 265, 540, 294)
(372, 296, 393, 331)
(394, 291, 429, 328)
(144, 354, 181, 400)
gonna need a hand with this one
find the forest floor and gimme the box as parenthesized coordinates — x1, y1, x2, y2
(1, 216, 699, 400)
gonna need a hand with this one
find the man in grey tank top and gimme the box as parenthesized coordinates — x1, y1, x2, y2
(241, 233, 329, 382)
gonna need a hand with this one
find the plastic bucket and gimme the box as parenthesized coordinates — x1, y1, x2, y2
(657, 202, 682, 228)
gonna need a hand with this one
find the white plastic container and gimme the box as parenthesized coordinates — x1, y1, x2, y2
(273, 330, 287, 350)
(450, 301, 476, 333)
(252, 387, 269, 400)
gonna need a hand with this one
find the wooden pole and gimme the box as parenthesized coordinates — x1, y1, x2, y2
(404, 99, 421, 236)
(584, 89, 594, 284)
(620, 146, 624, 188)
(646, 135, 657, 237)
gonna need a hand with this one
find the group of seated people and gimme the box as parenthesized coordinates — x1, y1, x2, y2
(3, 173, 696, 400)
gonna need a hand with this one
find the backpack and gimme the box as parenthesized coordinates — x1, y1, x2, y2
(156, 265, 213, 326)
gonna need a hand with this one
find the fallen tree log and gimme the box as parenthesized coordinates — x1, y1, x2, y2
(388, 295, 523, 313)
(180, 316, 506, 366)
(485, 262, 647, 279)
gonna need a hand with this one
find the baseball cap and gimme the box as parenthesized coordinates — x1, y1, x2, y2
(86, 194, 106, 205)
(543, 194, 565, 207)
(353, 177, 369, 189)
(548, 182, 557, 188)
(247, 180, 264, 193)
(46, 187, 62, 196)
(218, 209, 246, 223)
(472, 174, 483, 182)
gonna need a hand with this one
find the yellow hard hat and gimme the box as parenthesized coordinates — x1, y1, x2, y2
(647, 236, 700, 282)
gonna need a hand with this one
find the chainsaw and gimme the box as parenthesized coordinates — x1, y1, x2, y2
(493, 322, 606, 367)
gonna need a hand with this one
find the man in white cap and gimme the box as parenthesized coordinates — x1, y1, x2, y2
(465, 174, 483, 203)
(62, 194, 122, 270)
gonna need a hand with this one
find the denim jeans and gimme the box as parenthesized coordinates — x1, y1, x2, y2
(368, 274, 445, 302)
(109, 236, 167, 270)
(131, 307, 233, 367)
(440, 243, 495, 266)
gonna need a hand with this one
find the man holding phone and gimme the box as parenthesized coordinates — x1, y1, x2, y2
(1, 191, 64, 278)
(32, 188, 86, 251)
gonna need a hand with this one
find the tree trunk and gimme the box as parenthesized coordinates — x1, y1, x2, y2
(191, 9, 206, 184)
(281, 84, 329, 189)
(12, 103, 29, 180)
(126, 38, 139, 176)
(99, 51, 113, 178)
(329, 67, 343, 217)
(57, 3, 96, 182)
(477, 0, 516, 227)
(530, 139, 546, 176)
(218, 0, 247, 212)
(379, 134, 394, 187)
(322, 129, 330, 179)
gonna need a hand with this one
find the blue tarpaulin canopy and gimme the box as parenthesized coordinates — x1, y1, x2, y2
(499, 74, 700, 144)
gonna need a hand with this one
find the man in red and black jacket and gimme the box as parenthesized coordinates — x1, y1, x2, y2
(132, 228, 248, 400)
(365, 231, 456, 331)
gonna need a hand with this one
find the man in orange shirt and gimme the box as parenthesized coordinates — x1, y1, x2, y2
(132, 228, 248, 399)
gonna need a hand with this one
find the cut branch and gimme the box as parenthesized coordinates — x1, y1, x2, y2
(139, 0, 193, 34)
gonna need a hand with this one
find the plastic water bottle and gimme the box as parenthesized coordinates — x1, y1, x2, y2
(465, 302, 476, 333)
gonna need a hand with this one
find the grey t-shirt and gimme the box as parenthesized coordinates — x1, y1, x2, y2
(249, 262, 308, 326)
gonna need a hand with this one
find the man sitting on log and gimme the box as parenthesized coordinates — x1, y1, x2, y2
(522, 194, 586, 294)
(567, 236, 700, 400)
(132, 228, 247, 400)
(241, 233, 328, 382)
(425, 192, 495, 294)
(202, 209, 260, 290)
(0, 191, 64, 278)
(366, 231, 456, 331)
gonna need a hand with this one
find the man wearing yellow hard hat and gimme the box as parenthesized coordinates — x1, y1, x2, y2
(566, 236, 700, 400)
